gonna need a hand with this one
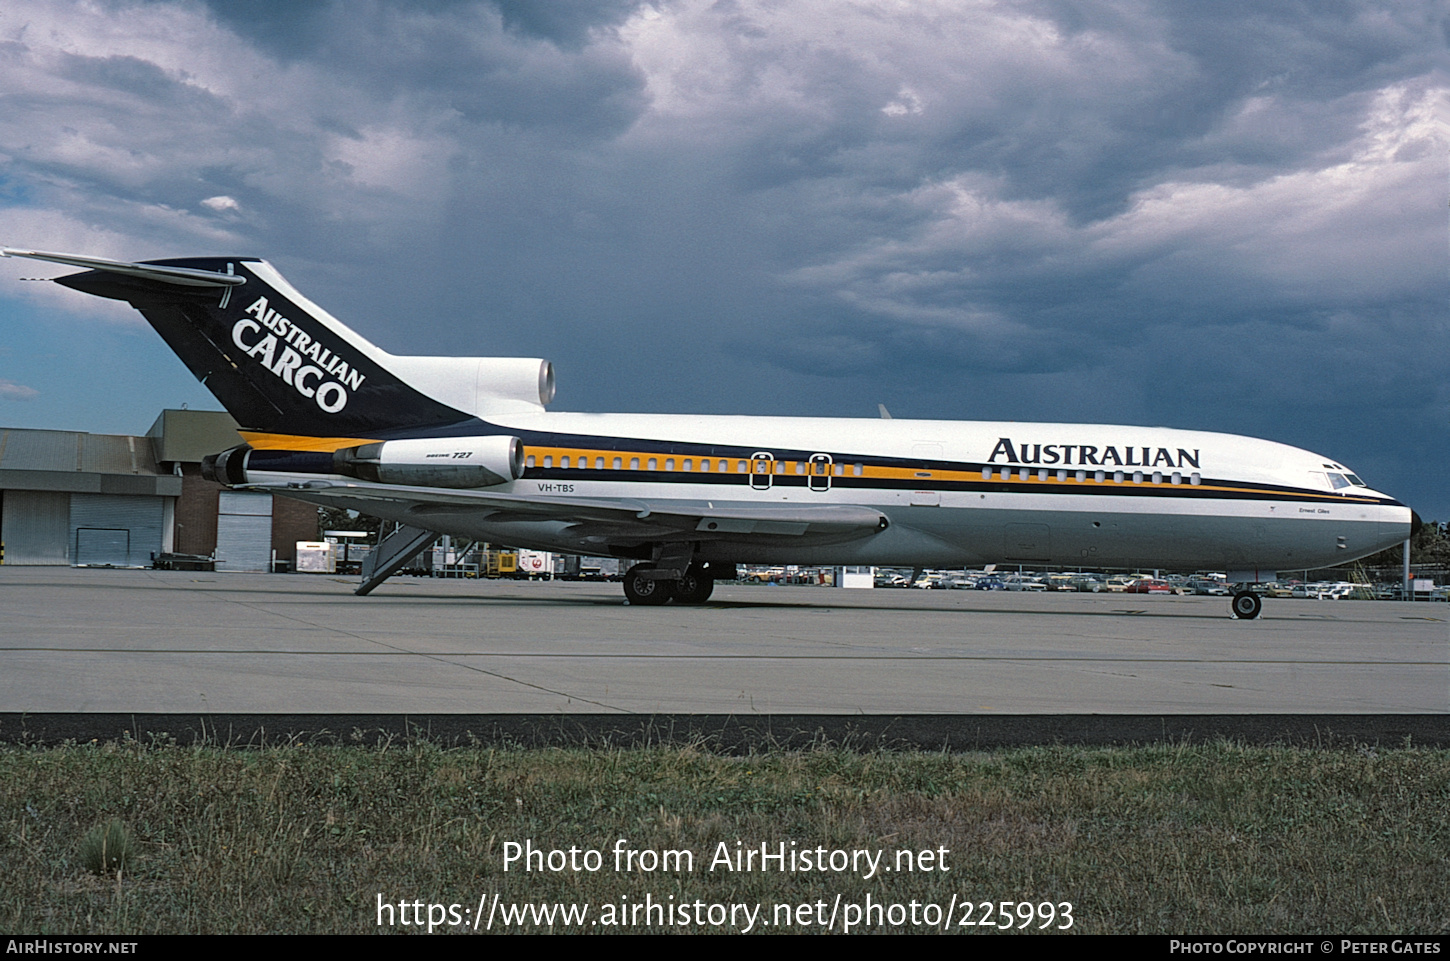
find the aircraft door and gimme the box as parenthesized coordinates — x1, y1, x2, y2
(809, 454, 832, 492)
(750, 452, 775, 490)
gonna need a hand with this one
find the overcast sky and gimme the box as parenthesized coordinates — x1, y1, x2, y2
(1, 0, 1446, 515)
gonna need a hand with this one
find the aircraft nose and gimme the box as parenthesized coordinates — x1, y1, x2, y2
(1411, 510, 1423, 537)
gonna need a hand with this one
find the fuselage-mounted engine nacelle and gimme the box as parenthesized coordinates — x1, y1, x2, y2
(203, 435, 525, 489)
(333, 436, 524, 488)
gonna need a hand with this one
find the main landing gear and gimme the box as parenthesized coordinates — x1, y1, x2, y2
(1230, 590, 1262, 620)
(623, 563, 716, 606)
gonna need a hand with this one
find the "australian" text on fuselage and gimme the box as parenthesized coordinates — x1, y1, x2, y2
(987, 438, 1200, 469)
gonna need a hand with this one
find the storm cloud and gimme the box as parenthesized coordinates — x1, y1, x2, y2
(1, 0, 1446, 514)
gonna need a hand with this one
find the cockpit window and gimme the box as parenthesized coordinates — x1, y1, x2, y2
(1327, 471, 1370, 489)
(1312, 470, 1371, 492)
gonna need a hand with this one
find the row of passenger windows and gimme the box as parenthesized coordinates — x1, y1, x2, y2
(520, 453, 1205, 486)
(523, 454, 868, 476)
(982, 467, 1202, 485)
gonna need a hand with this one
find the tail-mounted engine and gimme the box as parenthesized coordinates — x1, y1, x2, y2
(203, 435, 525, 489)
(332, 436, 524, 488)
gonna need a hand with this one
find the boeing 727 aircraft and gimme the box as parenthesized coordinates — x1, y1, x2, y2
(3, 248, 1419, 617)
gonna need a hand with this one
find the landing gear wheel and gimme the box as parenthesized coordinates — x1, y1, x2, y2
(1231, 590, 1262, 620)
(623, 564, 674, 606)
(672, 565, 715, 605)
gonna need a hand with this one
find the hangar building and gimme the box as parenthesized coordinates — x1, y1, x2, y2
(0, 409, 315, 571)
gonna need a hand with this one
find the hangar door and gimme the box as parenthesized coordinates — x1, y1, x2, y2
(215, 491, 273, 572)
(70, 493, 165, 567)
(1, 490, 71, 565)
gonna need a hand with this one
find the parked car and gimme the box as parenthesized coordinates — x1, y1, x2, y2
(1124, 578, 1173, 594)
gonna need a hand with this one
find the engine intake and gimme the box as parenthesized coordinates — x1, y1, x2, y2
(201, 445, 252, 486)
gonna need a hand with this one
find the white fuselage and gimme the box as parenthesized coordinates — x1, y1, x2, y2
(251, 410, 1412, 574)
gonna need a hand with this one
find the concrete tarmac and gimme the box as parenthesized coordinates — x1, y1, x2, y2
(1, 567, 1445, 715)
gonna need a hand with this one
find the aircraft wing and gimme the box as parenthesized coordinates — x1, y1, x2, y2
(244, 479, 889, 540)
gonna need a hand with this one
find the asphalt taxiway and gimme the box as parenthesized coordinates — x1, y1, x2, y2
(1, 568, 1445, 718)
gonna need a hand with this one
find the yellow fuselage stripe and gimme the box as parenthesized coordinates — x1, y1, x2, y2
(240, 432, 381, 452)
(242, 437, 1379, 503)
(517, 446, 1371, 502)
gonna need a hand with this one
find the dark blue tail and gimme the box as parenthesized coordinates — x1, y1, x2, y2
(50, 256, 470, 437)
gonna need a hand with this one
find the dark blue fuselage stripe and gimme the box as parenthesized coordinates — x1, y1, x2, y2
(520, 469, 1398, 506)
(343, 419, 1400, 508)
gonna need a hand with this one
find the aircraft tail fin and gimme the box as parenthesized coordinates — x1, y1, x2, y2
(4, 249, 552, 437)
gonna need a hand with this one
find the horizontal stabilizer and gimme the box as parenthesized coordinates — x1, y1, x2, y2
(1, 248, 247, 287)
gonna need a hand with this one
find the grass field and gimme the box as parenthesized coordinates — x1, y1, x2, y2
(3, 739, 1447, 934)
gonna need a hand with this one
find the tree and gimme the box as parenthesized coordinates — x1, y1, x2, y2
(1360, 519, 1450, 569)
(316, 506, 383, 541)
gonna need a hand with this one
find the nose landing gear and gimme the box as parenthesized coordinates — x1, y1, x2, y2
(1230, 590, 1262, 620)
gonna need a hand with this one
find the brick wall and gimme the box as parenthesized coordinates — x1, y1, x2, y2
(172, 465, 319, 564)
(271, 494, 319, 564)
(173, 464, 221, 556)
